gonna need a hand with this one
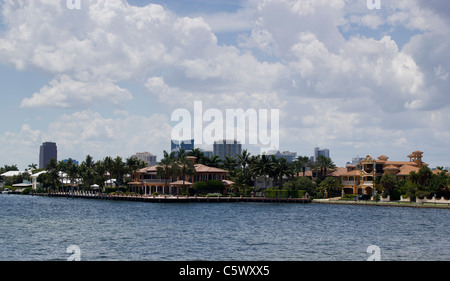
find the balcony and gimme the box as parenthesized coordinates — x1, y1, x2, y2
(361, 181, 374, 186)
(140, 179, 167, 184)
(342, 181, 358, 186)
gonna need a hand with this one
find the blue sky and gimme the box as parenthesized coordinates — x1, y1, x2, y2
(0, 0, 449, 170)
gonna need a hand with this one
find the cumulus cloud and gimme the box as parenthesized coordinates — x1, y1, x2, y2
(45, 110, 172, 161)
(20, 75, 132, 108)
(1, 0, 450, 168)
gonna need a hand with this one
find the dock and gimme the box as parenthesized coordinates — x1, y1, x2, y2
(45, 192, 312, 204)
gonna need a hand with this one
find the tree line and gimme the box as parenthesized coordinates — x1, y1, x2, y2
(35, 155, 148, 192)
(378, 166, 450, 200)
(168, 148, 338, 197)
(2, 148, 339, 198)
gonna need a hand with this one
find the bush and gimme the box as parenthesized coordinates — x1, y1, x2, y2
(193, 180, 225, 194)
(265, 188, 305, 198)
(21, 187, 32, 195)
(415, 190, 430, 199)
(343, 194, 358, 200)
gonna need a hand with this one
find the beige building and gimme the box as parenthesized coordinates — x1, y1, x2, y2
(132, 152, 157, 166)
(129, 157, 232, 195)
(341, 151, 427, 195)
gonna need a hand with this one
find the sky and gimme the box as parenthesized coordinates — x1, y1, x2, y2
(0, 0, 449, 170)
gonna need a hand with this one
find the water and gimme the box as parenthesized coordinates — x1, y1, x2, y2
(1, 194, 449, 261)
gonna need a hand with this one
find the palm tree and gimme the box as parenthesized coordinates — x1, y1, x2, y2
(187, 148, 205, 164)
(65, 159, 79, 192)
(176, 155, 196, 195)
(45, 158, 59, 192)
(316, 155, 336, 179)
(205, 155, 222, 168)
(156, 151, 177, 194)
(94, 160, 108, 192)
(307, 160, 319, 179)
(294, 156, 310, 177)
(177, 148, 186, 159)
(222, 156, 238, 175)
(272, 157, 292, 190)
(112, 156, 126, 187)
(236, 149, 251, 185)
(249, 154, 274, 191)
(103, 156, 114, 188)
(79, 155, 95, 189)
(251, 154, 272, 179)
(126, 156, 146, 183)
(58, 160, 68, 191)
(27, 163, 38, 171)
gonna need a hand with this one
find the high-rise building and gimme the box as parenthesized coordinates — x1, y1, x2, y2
(132, 152, 157, 166)
(171, 139, 194, 152)
(266, 150, 297, 162)
(62, 158, 79, 165)
(213, 139, 242, 160)
(39, 142, 57, 169)
(346, 156, 364, 167)
(313, 147, 330, 161)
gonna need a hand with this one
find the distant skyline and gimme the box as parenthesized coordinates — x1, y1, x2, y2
(1, 0, 449, 170)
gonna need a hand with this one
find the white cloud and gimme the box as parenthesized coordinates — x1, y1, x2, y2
(1, 0, 450, 168)
(20, 75, 132, 108)
(0, 124, 42, 168)
(46, 110, 172, 161)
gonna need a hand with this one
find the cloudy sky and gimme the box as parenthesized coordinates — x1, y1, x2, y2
(0, 0, 449, 170)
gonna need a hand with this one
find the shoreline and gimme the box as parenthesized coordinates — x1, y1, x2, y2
(312, 198, 450, 210)
(42, 192, 313, 204)
(3, 192, 450, 209)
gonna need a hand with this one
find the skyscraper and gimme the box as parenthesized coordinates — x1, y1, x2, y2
(132, 152, 157, 166)
(213, 139, 242, 160)
(171, 139, 194, 152)
(314, 147, 330, 161)
(39, 142, 57, 169)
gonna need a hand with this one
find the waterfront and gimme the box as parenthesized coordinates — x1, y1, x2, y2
(1, 194, 450, 261)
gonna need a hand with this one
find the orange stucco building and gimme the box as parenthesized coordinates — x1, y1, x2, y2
(341, 151, 427, 195)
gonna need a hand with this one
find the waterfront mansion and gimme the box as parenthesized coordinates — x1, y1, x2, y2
(128, 156, 232, 195)
(340, 151, 427, 195)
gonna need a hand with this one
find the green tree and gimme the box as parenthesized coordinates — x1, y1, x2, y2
(222, 156, 238, 176)
(112, 156, 126, 186)
(103, 156, 114, 188)
(79, 155, 95, 189)
(416, 166, 433, 189)
(236, 149, 252, 185)
(318, 177, 342, 197)
(316, 155, 336, 179)
(93, 160, 108, 192)
(27, 163, 38, 171)
(272, 157, 292, 190)
(176, 154, 196, 195)
(45, 158, 60, 191)
(250, 154, 273, 181)
(283, 176, 316, 196)
(380, 174, 398, 197)
(294, 156, 310, 177)
(203, 155, 222, 168)
(156, 151, 177, 194)
(65, 159, 79, 191)
(187, 148, 205, 164)
(126, 156, 147, 183)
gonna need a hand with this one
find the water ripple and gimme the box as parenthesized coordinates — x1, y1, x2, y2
(1, 195, 450, 261)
